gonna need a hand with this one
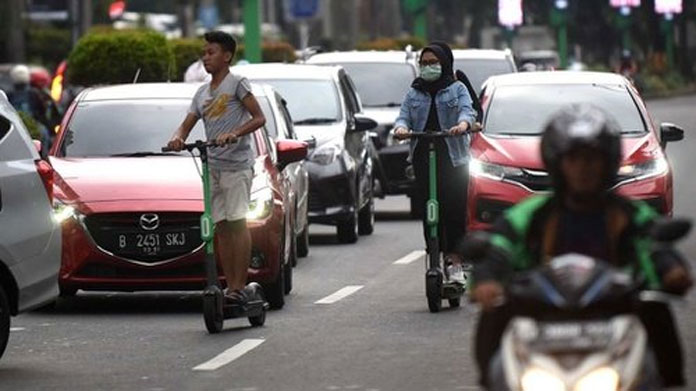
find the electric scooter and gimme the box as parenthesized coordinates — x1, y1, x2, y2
(163, 140, 268, 333)
(405, 126, 481, 313)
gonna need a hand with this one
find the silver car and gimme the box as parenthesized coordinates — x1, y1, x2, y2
(0, 91, 61, 359)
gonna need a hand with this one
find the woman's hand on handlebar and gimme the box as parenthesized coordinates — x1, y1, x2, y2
(448, 121, 482, 136)
(393, 127, 411, 140)
(216, 132, 239, 146)
(167, 136, 185, 152)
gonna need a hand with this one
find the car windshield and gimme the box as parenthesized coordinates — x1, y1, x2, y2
(484, 84, 646, 136)
(453, 58, 516, 93)
(336, 62, 415, 107)
(60, 100, 213, 157)
(255, 79, 341, 124)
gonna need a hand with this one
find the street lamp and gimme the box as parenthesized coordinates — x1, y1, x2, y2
(550, 0, 569, 69)
(655, 0, 683, 70)
(610, 0, 640, 52)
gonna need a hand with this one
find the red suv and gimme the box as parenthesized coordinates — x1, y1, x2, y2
(49, 82, 307, 309)
(468, 71, 684, 231)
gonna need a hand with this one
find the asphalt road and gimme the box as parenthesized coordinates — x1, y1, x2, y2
(1, 95, 695, 391)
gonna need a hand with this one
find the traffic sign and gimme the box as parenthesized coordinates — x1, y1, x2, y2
(499, 0, 523, 27)
(285, 0, 320, 20)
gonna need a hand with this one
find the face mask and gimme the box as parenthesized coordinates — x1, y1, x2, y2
(420, 64, 442, 81)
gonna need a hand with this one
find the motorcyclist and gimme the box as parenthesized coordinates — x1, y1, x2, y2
(470, 104, 693, 388)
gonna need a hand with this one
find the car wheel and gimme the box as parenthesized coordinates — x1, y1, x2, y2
(0, 286, 10, 360)
(336, 209, 358, 244)
(358, 193, 375, 235)
(284, 256, 293, 295)
(409, 195, 423, 219)
(296, 223, 309, 259)
(264, 261, 285, 310)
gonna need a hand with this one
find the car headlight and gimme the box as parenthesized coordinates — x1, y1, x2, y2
(469, 158, 525, 180)
(53, 201, 78, 224)
(246, 188, 273, 220)
(617, 157, 669, 181)
(310, 144, 342, 165)
(574, 367, 619, 391)
(521, 368, 566, 391)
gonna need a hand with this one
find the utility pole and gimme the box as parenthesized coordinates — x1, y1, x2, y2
(69, 0, 80, 47)
(177, 0, 196, 38)
(7, 0, 26, 62)
(551, 0, 569, 69)
(80, 0, 93, 36)
(243, 0, 262, 63)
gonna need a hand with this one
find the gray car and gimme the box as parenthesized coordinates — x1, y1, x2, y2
(0, 91, 61, 359)
(253, 83, 311, 261)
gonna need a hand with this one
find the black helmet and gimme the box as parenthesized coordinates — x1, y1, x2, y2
(541, 104, 622, 191)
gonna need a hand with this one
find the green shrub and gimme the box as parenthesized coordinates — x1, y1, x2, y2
(235, 41, 297, 63)
(171, 38, 204, 81)
(67, 29, 175, 86)
(26, 27, 71, 71)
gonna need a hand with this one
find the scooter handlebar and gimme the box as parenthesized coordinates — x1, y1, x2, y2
(162, 139, 237, 153)
(395, 122, 483, 140)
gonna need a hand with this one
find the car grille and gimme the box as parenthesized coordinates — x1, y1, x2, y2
(506, 171, 634, 193)
(83, 212, 203, 264)
(308, 177, 351, 211)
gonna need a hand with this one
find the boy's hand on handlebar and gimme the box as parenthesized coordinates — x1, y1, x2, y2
(167, 136, 185, 152)
(393, 127, 410, 140)
(216, 132, 238, 146)
(473, 281, 504, 311)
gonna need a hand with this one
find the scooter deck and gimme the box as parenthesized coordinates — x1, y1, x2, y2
(223, 299, 269, 319)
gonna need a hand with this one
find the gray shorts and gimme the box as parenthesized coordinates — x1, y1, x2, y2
(210, 168, 252, 223)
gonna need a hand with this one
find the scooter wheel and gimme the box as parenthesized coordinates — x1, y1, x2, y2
(426, 274, 442, 313)
(248, 309, 266, 327)
(203, 291, 224, 334)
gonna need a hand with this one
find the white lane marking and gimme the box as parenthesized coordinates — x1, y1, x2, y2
(192, 339, 265, 371)
(392, 250, 425, 265)
(10, 327, 25, 332)
(315, 285, 364, 304)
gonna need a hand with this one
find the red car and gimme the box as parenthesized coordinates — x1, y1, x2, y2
(468, 71, 684, 231)
(49, 82, 307, 309)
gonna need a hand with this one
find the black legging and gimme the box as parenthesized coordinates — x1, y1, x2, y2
(412, 139, 469, 254)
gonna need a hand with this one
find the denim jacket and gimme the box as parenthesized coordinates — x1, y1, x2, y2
(394, 81, 476, 167)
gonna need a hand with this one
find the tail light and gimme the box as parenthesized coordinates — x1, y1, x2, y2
(35, 160, 54, 204)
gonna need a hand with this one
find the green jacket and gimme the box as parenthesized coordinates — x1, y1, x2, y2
(473, 194, 679, 290)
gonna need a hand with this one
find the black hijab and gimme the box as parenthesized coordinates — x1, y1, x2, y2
(412, 44, 455, 95)
(430, 40, 483, 121)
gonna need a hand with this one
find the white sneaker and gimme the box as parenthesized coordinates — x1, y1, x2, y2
(447, 264, 467, 285)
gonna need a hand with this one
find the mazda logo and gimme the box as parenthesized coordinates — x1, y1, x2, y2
(139, 213, 160, 231)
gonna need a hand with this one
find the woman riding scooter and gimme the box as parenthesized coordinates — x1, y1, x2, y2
(394, 42, 477, 283)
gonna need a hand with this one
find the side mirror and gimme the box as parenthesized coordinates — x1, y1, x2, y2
(459, 231, 492, 261)
(32, 139, 42, 155)
(649, 217, 691, 242)
(276, 139, 308, 170)
(354, 115, 378, 132)
(660, 122, 684, 147)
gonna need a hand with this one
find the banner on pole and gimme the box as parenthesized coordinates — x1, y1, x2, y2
(655, 0, 682, 14)
(498, 0, 523, 27)
(609, 0, 640, 7)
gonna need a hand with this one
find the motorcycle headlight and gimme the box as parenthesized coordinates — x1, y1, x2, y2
(469, 158, 525, 181)
(521, 368, 566, 391)
(574, 367, 619, 391)
(617, 157, 669, 181)
(53, 201, 78, 224)
(246, 188, 273, 220)
(310, 144, 342, 165)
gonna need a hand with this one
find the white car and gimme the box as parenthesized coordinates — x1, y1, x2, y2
(0, 91, 61, 359)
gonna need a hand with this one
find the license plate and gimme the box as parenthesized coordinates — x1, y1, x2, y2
(536, 321, 613, 350)
(116, 232, 188, 256)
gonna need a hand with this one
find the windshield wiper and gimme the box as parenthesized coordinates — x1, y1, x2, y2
(621, 130, 646, 135)
(109, 151, 179, 157)
(294, 118, 337, 125)
(365, 103, 401, 108)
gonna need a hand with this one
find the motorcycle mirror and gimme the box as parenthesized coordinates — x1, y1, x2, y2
(459, 231, 492, 261)
(649, 217, 692, 242)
